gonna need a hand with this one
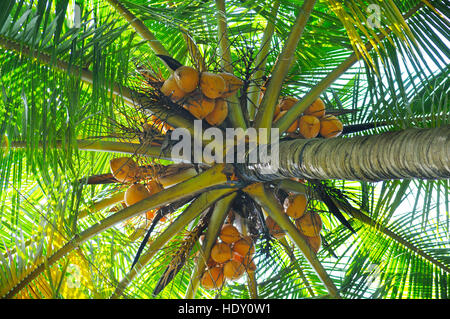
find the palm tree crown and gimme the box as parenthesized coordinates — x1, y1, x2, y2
(0, 0, 448, 299)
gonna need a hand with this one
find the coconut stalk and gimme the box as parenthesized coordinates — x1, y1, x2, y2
(243, 182, 341, 298)
(112, 189, 237, 298)
(253, 0, 316, 139)
(184, 192, 236, 298)
(247, 0, 281, 119)
(2, 164, 235, 298)
(274, 2, 425, 134)
(215, 0, 247, 129)
(237, 126, 450, 182)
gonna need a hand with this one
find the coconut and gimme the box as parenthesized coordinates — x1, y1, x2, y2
(295, 212, 323, 237)
(219, 72, 243, 97)
(284, 194, 308, 219)
(160, 74, 187, 102)
(174, 65, 199, 93)
(124, 184, 151, 207)
(232, 236, 255, 257)
(201, 266, 225, 290)
(183, 93, 215, 119)
(305, 235, 321, 254)
(211, 242, 232, 264)
(304, 98, 326, 118)
(110, 157, 140, 183)
(274, 110, 298, 133)
(265, 215, 285, 239)
(279, 96, 299, 111)
(223, 260, 246, 280)
(199, 72, 226, 99)
(205, 98, 228, 126)
(319, 114, 343, 138)
(219, 224, 241, 244)
(298, 115, 320, 139)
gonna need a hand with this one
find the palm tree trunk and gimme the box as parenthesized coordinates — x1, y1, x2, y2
(237, 126, 450, 182)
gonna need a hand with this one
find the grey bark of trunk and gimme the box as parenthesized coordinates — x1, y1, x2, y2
(236, 126, 450, 182)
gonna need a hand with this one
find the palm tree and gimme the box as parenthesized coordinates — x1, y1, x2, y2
(0, 0, 448, 299)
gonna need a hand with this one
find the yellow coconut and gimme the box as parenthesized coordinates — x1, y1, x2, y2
(219, 224, 241, 244)
(110, 157, 140, 183)
(160, 74, 187, 102)
(265, 215, 285, 239)
(223, 259, 246, 280)
(274, 110, 298, 133)
(279, 96, 299, 111)
(183, 93, 215, 119)
(124, 183, 151, 207)
(304, 98, 326, 118)
(219, 72, 243, 97)
(205, 98, 228, 126)
(232, 236, 255, 257)
(174, 65, 199, 93)
(319, 114, 343, 138)
(298, 115, 321, 139)
(284, 194, 308, 219)
(199, 72, 226, 99)
(211, 242, 232, 264)
(305, 234, 321, 254)
(201, 266, 225, 290)
(295, 211, 323, 237)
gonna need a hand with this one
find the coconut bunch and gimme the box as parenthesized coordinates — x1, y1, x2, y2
(109, 157, 165, 221)
(200, 222, 257, 290)
(160, 65, 243, 126)
(273, 97, 344, 139)
(265, 193, 322, 254)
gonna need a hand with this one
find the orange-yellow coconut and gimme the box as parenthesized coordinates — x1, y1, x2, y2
(199, 72, 226, 99)
(183, 94, 215, 119)
(201, 266, 225, 290)
(110, 157, 141, 183)
(319, 115, 343, 138)
(211, 242, 232, 264)
(205, 98, 228, 126)
(295, 212, 323, 237)
(219, 224, 241, 244)
(298, 115, 320, 139)
(304, 98, 326, 118)
(174, 65, 199, 93)
(160, 74, 187, 102)
(274, 110, 298, 133)
(279, 96, 299, 111)
(265, 215, 285, 239)
(284, 194, 308, 219)
(219, 72, 243, 97)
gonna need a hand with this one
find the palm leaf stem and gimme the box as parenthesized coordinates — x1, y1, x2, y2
(254, 0, 316, 137)
(105, 0, 172, 67)
(247, 0, 280, 120)
(215, 0, 247, 129)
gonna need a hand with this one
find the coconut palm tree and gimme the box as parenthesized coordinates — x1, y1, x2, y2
(0, 0, 448, 299)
